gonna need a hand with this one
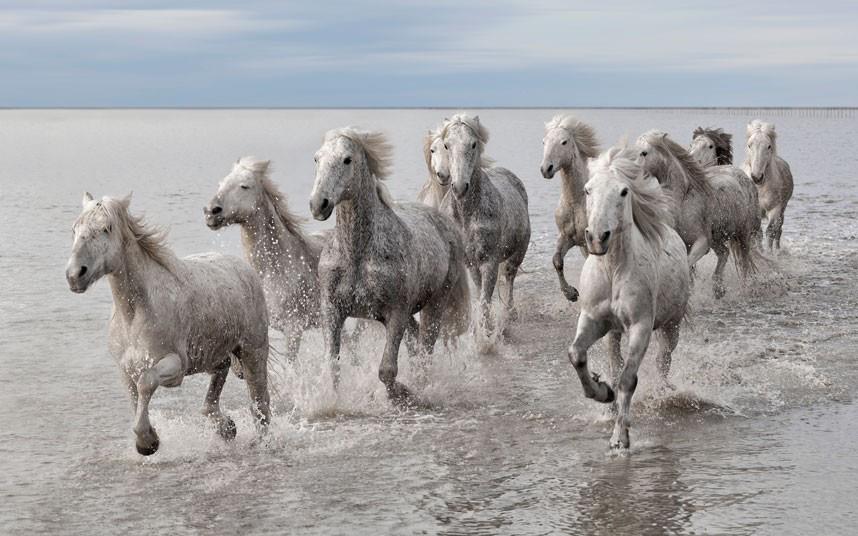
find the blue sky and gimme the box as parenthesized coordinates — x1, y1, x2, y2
(2, 1, 857, 107)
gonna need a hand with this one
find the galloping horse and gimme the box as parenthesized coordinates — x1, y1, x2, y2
(66, 194, 270, 455)
(568, 146, 690, 449)
(309, 127, 470, 404)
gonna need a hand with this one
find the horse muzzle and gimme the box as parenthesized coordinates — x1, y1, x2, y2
(66, 267, 92, 293)
(585, 229, 611, 256)
(540, 163, 556, 179)
(310, 196, 334, 221)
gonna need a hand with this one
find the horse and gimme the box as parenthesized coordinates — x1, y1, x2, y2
(568, 145, 690, 449)
(205, 157, 325, 364)
(743, 120, 794, 251)
(637, 130, 760, 298)
(308, 127, 470, 404)
(66, 194, 270, 455)
(440, 113, 531, 337)
(416, 128, 451, 209)
(689, 127, 733, 168)
(540, 114, 601, 302)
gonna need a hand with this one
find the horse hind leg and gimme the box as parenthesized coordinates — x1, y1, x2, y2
(711, 242, 729, 299)
(202, 362, 237, 441)
(502, 252, 525, 323)
(234, 344, 271, 432)
(133, 353, 184, 455)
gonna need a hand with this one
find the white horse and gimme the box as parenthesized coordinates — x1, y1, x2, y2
(205, 157, 325, 363)
(309, 127, 470, 404)
(569, 146, 690, 449)
(416, 128, 451, 209)
(689, 127, 733, 168)
(540, 114, 601, 302)
(743, 120, 794, 250)
(440, 113, 531, 336)
(637, 130, 760, 298)
(66, 194, 270, 455)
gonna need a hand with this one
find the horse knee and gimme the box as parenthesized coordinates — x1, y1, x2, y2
(568, 342, 587, 369)
(618, 373, 638, 395)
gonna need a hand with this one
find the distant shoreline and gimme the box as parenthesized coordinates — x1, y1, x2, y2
(1, 106, 856, 111)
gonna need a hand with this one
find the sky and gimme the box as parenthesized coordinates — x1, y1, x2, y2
(1, 1, 857, 107)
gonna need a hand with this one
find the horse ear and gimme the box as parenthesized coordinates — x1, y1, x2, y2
(473, 115, 480, 123)
(260, 160, 271, 172)
(82, 192, 94, 206)
(121, 192, 133, 209)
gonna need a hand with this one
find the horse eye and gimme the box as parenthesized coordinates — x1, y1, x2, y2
(444, 144, 448, 150)
(561, 140, 568, 146)
(620, 188, 629, 197)
(584, 189, 590, 196)
(343, 157, 352, 165)
(767, 145, 771, 150)
(314, 156, 318, 163)
(709, 145, 714, 149)
(471, 142, 476, 149)
(430, 149, 435, 154)
(640, 151, 648, 157)
(240, 185, 250, 190)
(103, 226, 111, 234)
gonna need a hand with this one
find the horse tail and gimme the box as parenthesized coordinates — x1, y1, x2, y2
(442, 258, 471, 337)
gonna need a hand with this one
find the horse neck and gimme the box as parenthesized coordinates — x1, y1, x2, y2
(559, 157, 588, 207)
(107, 239, 174, 321)
(452, 166, 488, 217)
(241, 196, 316, 276)
(334, 167, 389, 256)
(602, 223, 646, 276)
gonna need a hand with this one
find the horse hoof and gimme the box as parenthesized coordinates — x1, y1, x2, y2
(563, 287, 579, 302)
(218, 416, 237, 441)
(135, 437, 160, 456)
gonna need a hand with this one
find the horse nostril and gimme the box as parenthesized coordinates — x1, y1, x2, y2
(547, 164, 554, 174)
(600, 231, 611, 243)
(78, 266, 88, 277)
(321, 198, 330, 210)
(211, 205, 223, 215)
(585, 229, 592, 242)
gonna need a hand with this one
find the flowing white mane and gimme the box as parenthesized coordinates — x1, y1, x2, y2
(545, 114, 600, 159)
(639, 130, 713, 198)
(234, 156, 308, 240)
(325, 127, 395, 207)
(747, 120, 777, 152)
(78, 195, 175, 271)
(440, 113, 494, 168)
(590, 145, 674, 247)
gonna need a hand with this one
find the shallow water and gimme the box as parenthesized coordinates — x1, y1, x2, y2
(1, 108, 857, 535)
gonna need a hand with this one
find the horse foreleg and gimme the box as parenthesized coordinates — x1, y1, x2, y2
(502, 254, 524, 322)
(120, 371, 138, 413)
(478, 262, 499, 337)
(687, 236, 710, 271)
(711, 242, 729, 299)
(611, 321, 652, 450)
(378, 314, 413, 406)
(568, 313, 612, 402)
(202, 362, 236, 441)
(283, 326, 303, 364)
(766, 205, 785, 250)
(133, 353, 183, 456)
(553, 233, 579, 302)
(321, 304, 346, 388)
